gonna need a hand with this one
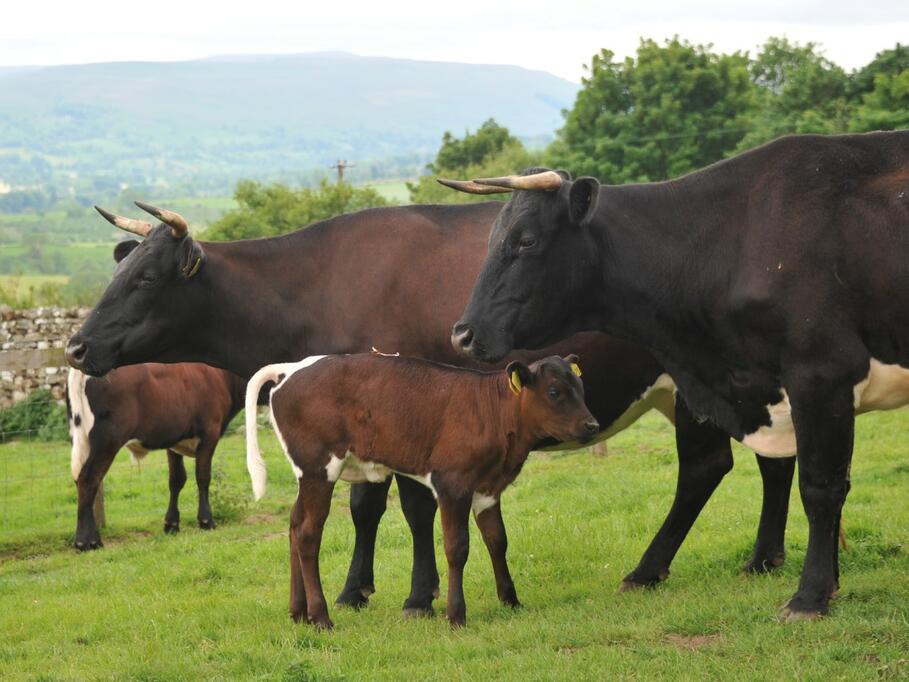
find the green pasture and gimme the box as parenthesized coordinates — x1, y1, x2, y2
(366, 180, 411, 203)
(0, 412, 907, 680)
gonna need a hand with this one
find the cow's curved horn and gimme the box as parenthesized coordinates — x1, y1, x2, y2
(436, 178, 513, 195)
(94, 206, 153, 238)
(134, 201, 189, 237)
(473, 170, 564, 192)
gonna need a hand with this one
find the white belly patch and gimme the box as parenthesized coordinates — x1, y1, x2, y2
(742, 358, 909, 457)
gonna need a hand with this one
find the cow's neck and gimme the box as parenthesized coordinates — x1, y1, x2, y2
(198, 234, 319, 378)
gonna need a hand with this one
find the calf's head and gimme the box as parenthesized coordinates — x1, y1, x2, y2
(507, 354, 599, 444)
(442, 169, 601, 363)
(65, 202, 206, 376)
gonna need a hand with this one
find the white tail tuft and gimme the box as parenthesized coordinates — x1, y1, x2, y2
(67, 368, 94, 481)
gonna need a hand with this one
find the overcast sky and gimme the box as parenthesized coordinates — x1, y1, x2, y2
(2, 1, 907, 82)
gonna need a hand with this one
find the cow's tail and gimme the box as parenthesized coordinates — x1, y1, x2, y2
(67, 368, 92, 481)
(245, 363, 290, 501)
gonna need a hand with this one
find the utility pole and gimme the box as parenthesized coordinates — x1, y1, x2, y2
(330, 159, 354, 184)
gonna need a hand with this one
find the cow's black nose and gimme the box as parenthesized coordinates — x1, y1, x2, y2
(584, 419, 600, 435)
(451, 322, 475, 353)
(65, 341, 87, 369)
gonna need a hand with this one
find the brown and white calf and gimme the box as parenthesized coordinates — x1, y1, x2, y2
(245, 353, 598, 628)
(67, 363, 246, 550)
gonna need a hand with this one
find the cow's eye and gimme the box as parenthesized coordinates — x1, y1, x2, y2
(137, 274, 157, 287)
(547, 387, 560, 400)
(518, 235, 536, 250)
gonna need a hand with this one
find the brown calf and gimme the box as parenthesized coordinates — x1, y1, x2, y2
(67, 363, 246, 550)
(246, 353, 598, 628)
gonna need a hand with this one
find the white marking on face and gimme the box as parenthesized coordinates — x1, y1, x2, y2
(742, 358, 909, 457)
(67, 369, 95, 481)
(471, 492, 498, 516)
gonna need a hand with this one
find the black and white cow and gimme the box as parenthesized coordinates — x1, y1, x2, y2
(448, 130, 909, 619)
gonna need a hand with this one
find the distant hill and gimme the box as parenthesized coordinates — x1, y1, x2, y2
(0, 52, 578, 203)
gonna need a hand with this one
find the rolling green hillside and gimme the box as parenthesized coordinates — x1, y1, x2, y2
(0, 53, 576, 204)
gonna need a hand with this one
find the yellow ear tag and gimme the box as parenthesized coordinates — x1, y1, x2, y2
(509, 370, 523, 395)
(570, 362, 582, 377)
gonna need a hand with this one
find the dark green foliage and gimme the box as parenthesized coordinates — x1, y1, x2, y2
(408, 119, 540, 204)
(0, 389, 68, 442)
(850, 44, 909, 132)
(203, 180, 389, 241)
(547, 38, 754, 183)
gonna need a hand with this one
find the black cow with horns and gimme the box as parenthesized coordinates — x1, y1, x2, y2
(448, 130, 909, 620)
(67, 198, 796, 614)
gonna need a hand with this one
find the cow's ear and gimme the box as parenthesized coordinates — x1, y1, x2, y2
(505, 361, 532, 395)
(113, 240, 140, 263)
(179, 239, 205, 279)
(563, 354, 582, 377)
(567, 177, 600, 226)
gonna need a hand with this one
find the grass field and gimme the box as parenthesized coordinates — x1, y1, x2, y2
(0, 411, 907, 680)
(366, 180, 411, 203)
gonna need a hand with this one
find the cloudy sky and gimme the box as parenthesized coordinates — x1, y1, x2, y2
(2, 0, 907, 81)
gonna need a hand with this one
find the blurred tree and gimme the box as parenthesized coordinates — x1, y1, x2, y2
(547, 38, 754, 183)
(738, 37, 850, 149)
(408, 119, 540, 204)
(849, 43, 909, 132)
(203, 179, 388, 241)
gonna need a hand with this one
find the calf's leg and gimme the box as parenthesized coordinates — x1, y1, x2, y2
(289, 486, 308, 623)
(438, 494, 472, 627)
(164, 449, 187, 534)
(781, 376, 855, 620)
(194, 440, 217, 530)
(398, 474, 440, 617)
(292, 476, 336, 629)
(336, 478, 391, 609)
(621, 396, 732, 590)
(474, 501, 519, 608)
(73, 441, 118, 551)
(744, 454, 795, 573)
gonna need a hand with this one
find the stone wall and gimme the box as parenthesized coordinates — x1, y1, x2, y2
(0, 306, 89, 408)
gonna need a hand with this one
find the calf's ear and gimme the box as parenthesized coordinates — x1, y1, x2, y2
(113, 240, 141, 263)
(505, 361, 533, 395)
(567, 177, 600, 226)
(563, 354, 582, 377)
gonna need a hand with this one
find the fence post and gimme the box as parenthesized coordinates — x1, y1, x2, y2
(93, 481, 106, 528)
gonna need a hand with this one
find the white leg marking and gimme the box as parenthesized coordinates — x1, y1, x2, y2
(325, 453, 348, 483)
(471, 492, 498, 516)
(67, 369, 95, 481)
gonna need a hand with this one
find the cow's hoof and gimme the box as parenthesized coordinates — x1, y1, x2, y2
(618, 570, 667, 593)
(335, 590, 369, 610)
(308, 616, 334, 631)
(779, 598, 828, 622)
(402, 606, 435, 619)
(73, 537, 102, 551)
(743, 551, 785, 574)
(198, 518, 216, 530)
(447, 615, 466, 629)
(163, 521, 180, 534)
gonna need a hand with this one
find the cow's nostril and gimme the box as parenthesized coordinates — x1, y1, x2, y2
(65, 342, 87, 367)
(451, 323, 474, 351)
(585, 420, 600, 434)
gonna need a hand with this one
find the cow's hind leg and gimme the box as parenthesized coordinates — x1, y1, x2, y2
(621, 396, 732, 590)
(289, 484, 308, 623)
(398, 474, 440, 617)
(474, 500, 519, 608)
(781, 371, 855, 620)
(194, 439, 217, 530)
(744, 454, 795, 573)
(292, 476, 335, 629)
(336, 478, 392, 609)
(73, 439, 119, 551)
(164, 449, 187, 534)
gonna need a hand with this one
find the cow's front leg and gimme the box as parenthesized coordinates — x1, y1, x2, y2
(781, 376, 855, 620)
(438, 493, 472, 628)
(744, 454, 795, 573)
(336, 478, 391, 609)
(474, 498, 519, 608)
(397, 474, 440, 617)
(621, 396, 732, 590)
(73, 440, 118, 551)
(164, 449, 187, 534)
